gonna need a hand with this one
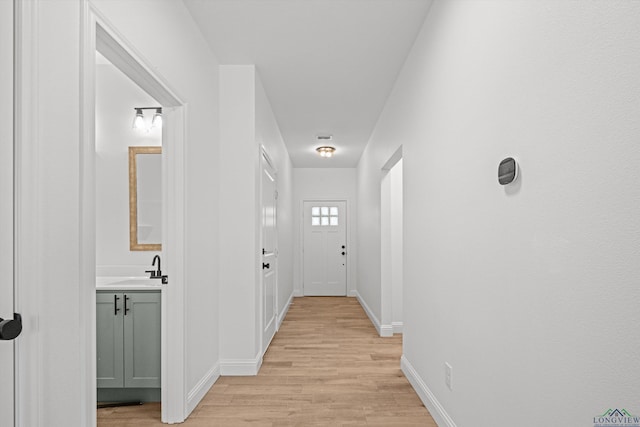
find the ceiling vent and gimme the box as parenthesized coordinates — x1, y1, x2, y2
(316, 135, 333, 142)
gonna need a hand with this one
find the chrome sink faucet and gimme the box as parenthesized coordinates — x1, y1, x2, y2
(146, 255, 162, 279)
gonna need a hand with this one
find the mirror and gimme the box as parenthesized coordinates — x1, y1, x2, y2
(129, 146, 162, 251)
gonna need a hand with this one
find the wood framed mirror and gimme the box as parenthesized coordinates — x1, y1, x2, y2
(129, 146, 162, 251)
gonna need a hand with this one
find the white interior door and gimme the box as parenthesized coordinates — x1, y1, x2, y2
(303, 201, 347, 296)
(261, 152, 277, 351)
(0, 1, 15, 424)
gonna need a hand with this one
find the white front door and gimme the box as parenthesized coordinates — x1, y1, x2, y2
(0, 1, 15, 424)
(261, 152, 278, 351)
(303, 201, 347, 296)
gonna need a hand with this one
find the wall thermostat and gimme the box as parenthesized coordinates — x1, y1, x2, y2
(498, 157, 518, 185)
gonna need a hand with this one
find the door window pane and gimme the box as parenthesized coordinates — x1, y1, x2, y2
(311, 205, 340, 227)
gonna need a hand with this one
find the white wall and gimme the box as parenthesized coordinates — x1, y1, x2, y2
(18, 0, 221, 423)
(292, 168, 357, 296)
(219, 65, 293, 372)
(357, 149, 386, 323)
(95, 63, 161, 276)
(219, 66, 258, 366)
(357, 1, 640, 426)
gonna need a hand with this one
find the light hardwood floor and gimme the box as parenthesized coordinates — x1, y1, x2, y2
(98, 297, 437, 426)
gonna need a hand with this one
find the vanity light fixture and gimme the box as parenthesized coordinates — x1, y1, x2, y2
(132, 107, 163, 131)
(316, 146, 336, 158)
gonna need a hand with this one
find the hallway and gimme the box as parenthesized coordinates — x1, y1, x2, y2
(98, 297, 436, 426)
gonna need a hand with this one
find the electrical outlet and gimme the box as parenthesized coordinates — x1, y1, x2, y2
(445, 362, 453, 390)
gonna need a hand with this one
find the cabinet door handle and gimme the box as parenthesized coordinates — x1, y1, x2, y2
(114, 295, 121, 316)
(124, 295, 130, 316)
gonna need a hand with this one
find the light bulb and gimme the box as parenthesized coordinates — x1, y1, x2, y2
(132, 109, 145, 130)
(152, 108, 163, 129)
(316, 146, 335, 158)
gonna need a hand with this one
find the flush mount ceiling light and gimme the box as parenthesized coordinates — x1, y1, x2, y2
(316, 146, 336, 158)
(132, 107, 163, 131)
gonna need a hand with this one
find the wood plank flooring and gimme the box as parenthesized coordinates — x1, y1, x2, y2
(98, 297, 436, 426)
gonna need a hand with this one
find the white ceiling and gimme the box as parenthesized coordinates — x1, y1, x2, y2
(184, 0, 432, 167)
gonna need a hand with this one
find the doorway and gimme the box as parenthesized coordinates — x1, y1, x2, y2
(381, 153, 403, 337)
(95, 49, 163, 410)
(302, 200, 347, 296)
(82, 15, 187, 424)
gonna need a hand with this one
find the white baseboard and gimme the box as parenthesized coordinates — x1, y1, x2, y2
(220, 355, 263, 376)
(401, 355, 457, 427)
(355, 291, 384, 336)
(277, 291, 294, 329)
(186, 364, 220, 416)
(379, 324, 394, 337)
(296, 290, 356, 297)
(392, 321, 403, 334)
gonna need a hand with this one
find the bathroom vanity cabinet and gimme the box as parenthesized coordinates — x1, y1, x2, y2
(97, 290, 160, 401)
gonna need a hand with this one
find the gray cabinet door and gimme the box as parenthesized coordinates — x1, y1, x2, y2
(124, 292, 161, 388)
(97, 292, 124, 388)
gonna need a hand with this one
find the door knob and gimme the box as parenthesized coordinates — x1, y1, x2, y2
(262, 263, 270, 269)
(0, 313, 22, 341)
(341, 245, 345, 249)
(341, 252, 346, 256)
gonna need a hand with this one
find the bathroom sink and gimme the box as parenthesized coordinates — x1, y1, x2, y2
(112, 277, 160, 286)
(95, 276, 162, 290)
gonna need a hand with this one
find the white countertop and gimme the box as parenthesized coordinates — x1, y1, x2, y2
(96, 276, 163, 291)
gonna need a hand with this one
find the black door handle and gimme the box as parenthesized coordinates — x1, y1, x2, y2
(341, 252, 346, 256)
(0, 313, 22, 341)
(114, 295, 121, 316)
(124, 295, 130, 315)
(262, 263, 270, 270)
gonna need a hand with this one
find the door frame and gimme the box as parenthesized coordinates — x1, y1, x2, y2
(14, 0, 41, 424)
(259, 146, 278, 355)
(380, 147, 403, 338)
(300, 199, 350, 296)
(0, 1, 15, 425)
(80, 5, 187, 424)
